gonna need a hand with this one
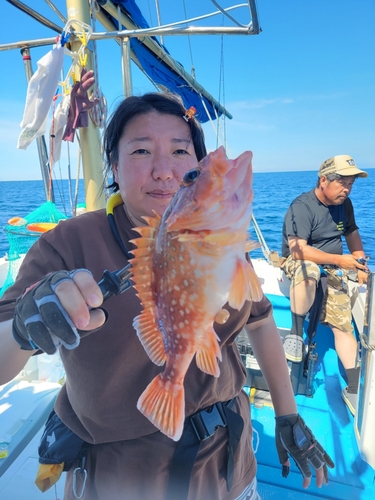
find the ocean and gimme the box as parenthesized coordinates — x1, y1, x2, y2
(0, 170, 374, 261)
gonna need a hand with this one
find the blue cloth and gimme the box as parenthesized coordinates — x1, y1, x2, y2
(109, 1, 222, 122)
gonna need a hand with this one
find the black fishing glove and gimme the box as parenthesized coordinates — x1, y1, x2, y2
(275, 414, 334, 483)
(13, 269, 106, 355)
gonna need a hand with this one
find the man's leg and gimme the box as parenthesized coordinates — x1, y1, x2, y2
(290, 277, 317, 333)
(282, 258, 320, 362)
(331, 326, 358, 370)
(331, 326, 359, 416)
(323, 274, 359, 416)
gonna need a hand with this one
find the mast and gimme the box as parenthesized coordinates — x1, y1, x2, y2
(66, 0, 105, 211)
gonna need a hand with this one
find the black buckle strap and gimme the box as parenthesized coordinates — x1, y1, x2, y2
(165, 398, 242, 500)
(190, 401, 227, 441)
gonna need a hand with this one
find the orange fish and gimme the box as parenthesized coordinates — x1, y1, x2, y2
(130, 146, 262, 441)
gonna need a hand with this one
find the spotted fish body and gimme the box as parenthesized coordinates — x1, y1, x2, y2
(130, 146, 262, 441)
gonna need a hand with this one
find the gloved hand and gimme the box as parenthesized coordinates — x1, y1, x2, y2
(13, 270, 106, 355)
(275, 414, 334, 484)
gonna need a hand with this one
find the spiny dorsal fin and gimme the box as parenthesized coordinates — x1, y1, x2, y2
(141, 212, 161, 229)
(131, 215, 166, 366)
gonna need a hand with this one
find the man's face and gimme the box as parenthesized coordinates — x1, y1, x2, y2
(319, 175, 356, 205)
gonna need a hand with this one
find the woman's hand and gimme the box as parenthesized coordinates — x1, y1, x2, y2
(12, 269, 106, 354)
(275, 414, 335, 488)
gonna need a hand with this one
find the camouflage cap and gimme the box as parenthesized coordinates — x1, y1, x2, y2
(319, 155, 368, 178)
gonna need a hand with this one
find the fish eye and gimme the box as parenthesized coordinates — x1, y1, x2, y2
(183, 168, 200, 185)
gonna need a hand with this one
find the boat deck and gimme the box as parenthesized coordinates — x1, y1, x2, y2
(0, 276, 374, 499)
(252, 292, 375, 500)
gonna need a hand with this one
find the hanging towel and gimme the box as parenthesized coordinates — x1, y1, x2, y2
(18, 43, 65, 150)
(50, 93, 71, 164)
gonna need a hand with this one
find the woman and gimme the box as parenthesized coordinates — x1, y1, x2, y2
(0, 92, 332, 499)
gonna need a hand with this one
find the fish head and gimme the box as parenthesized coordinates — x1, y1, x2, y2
(166, 146, 253, 233)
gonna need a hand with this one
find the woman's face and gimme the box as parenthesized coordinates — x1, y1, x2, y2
(113, 112, 199, 220)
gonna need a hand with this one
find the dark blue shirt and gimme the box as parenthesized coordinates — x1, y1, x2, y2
(282, 189, 358, 258)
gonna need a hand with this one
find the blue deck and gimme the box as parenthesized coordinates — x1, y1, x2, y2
(250, 294, 375, 499)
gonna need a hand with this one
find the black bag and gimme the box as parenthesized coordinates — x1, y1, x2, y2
(38, 410, 91, 471)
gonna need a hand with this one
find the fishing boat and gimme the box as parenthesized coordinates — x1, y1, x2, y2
(0, 1, 374, 499)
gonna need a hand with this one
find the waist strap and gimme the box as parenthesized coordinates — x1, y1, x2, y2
(166, 397, 244, 500)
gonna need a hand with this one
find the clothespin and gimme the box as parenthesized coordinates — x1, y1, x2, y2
(60, 31, 71, 48)
(52, 89, 60, 102)
(79, 52, 88, 68)
(58, 19, 93, 95)
(76, 30, 88, 48)
(61, 80, 71, 96)
(183, 106, 197, 122)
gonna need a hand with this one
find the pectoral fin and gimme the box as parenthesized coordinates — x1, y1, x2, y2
(245, 239, 261, 252)
(228, 258, 263, 310)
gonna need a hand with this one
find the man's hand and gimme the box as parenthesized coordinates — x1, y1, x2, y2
(275, 414, 334, 488)
(357, 270, 369, 285)
(13, 270, 106, 354)
(337, 254, 368, 272)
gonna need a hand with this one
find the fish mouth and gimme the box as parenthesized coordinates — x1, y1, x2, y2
(166, 149, 253, 232)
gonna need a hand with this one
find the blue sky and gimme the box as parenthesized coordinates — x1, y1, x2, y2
(0, 0, 374, 181)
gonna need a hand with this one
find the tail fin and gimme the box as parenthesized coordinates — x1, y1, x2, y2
(137, 374, 185, 441)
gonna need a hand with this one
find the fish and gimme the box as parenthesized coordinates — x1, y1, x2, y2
(130, 146, 262, 441)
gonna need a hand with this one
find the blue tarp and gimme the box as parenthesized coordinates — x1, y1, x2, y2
(104, 0, 223, 123)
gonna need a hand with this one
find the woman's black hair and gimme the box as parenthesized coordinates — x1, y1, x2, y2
(103, 92, 207, 191)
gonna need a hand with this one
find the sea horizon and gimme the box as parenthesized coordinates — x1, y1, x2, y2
(1, 170, 374, 261)
(1, 166, 374, 184)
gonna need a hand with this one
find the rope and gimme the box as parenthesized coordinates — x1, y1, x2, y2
(251, 214, 271, 261)
(74, 146, 82, 217)
(88, 0, 108, 128)
(217, 33, 227, 150)
(181, 0, 195, 76)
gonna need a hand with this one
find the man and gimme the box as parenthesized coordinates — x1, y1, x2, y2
(281, 154, 369, 416)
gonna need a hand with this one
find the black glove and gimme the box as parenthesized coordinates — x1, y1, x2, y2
(13, 270, 105, 355)
(275, 414, 335, 483)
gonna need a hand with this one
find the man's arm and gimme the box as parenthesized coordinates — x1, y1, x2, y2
(345, 230, 365, 258)
(288, 236, 367, 271)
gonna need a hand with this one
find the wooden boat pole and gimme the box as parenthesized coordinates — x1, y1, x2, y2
(65, 0, 105, 211)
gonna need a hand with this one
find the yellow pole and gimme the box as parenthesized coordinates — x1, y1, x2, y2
(66, 0, 105, 211)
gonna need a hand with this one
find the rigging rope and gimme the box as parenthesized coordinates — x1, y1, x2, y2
(251, 214, 271, 261)
(181, 0, 195, 77)
(88, 0, 108, 128)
